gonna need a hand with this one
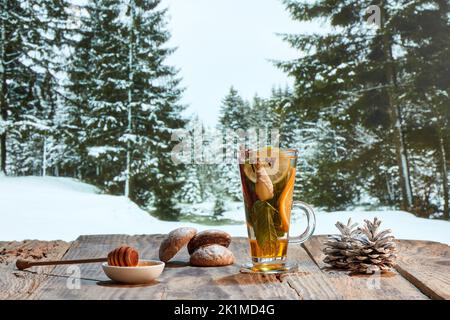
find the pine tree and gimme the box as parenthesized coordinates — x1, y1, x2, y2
(0, 0, 5, 175)
(268, 86, 293, 148)
(65, 0, 127, 188)
(65, 0, 186, 217)
(216, 87, 251, 201)
(179, 165, 203, 204)
(251, 94, 271, 129)
(394, 0, 450, 218)
(305, 119, 358, 209)
(278, 0, 434, 211)
(265, 87, 304, 201)
(63, 7, 93, 178)
(218, 87, 252, 131)
(0, 0, 69, 176)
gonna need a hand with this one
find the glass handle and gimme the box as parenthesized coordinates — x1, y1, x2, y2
(289, 201, 316, 244)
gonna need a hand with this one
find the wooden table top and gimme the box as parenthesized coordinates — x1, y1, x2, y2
(1, 235, 449, 300)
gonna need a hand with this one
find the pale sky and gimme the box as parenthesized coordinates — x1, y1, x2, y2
(163, 0, 307, 125)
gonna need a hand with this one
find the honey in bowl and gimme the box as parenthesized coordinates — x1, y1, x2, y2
(107, 246, 139, 267)
(137, 261, 162, 267)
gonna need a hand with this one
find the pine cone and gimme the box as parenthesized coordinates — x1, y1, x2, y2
(323, 218, 362, 269)
(323, 217, 397, 274)
(348, 218, 397, 274)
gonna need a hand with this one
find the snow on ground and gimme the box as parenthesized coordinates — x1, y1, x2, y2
(1, 176, 449, 244)
(291, 210, 450, 245)
(0, 176, 246, 241)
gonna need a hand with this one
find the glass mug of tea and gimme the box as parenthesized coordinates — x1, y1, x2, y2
(238, 147, 316, 273)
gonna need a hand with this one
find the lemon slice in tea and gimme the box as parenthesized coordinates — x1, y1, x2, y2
(243, 147, 291, 184)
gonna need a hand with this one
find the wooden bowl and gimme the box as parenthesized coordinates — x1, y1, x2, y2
(102, 260, 164, 284)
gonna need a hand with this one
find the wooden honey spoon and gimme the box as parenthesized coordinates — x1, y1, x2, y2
(16, 245, 139, 270)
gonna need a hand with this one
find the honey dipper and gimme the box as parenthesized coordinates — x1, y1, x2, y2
(16, 245, 139, 270)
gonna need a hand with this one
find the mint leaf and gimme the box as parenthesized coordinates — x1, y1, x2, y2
(251, 201, 278, 253)
(266, 202, 285, 236)
(272, 211, 281, 228)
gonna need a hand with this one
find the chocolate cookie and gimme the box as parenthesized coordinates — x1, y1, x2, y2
(187, 230, 231, 254)
(159, 227, 197, 262)
(189, 244, 235, 267)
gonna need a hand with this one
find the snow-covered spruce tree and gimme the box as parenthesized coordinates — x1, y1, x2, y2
(216, 87, 252, 201)
(218, 87, 252, 132)
(0, 0, 69, 176)
(394, 0, 450, 219)
(65, 0, 123, 187)
(268, 86, 293, 148)
(267, 86, 310, 202)
(278, 0, 435, 211)
(179, 165, 203, 204)
(250, 94, 278, 130)
(302, 118, 358, 210)
(178, 116, 217, 202)
(63, 2, 96, 179)
(247, 88, 310, 202)
(65, 0, 185, 217)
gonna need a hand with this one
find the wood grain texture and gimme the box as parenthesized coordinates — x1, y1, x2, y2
(30, 235, 319, 300)
(0, 240, 70, 299)
(6, 235, 449, 300)
(161, 237, 300, 300)
(30, 234, 164, 300)
(302, 236, 429, 300)
(279, 243, 342, 299)
(394, 240, 450, 300)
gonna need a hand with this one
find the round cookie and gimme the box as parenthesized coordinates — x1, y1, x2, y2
(159, 227, 197, 262)
(190, 244, 235, 267)
(187, 229, 231, 254)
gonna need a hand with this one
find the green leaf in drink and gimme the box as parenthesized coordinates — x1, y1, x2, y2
(250, 200, 278, 253)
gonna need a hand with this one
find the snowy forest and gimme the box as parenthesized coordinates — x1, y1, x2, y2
(1, 0, 449, 221)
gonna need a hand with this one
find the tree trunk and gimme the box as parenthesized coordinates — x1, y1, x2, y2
(42, 136, 47, 176)
(383, 32, 413, 211)
(393, 112, 413, 209)
(0, 127, 5, 176)
(0, 0, 7, 175)
(385, 173, 394, 202)
(437, 128, 449, 219)
(124, 1, 135, 198)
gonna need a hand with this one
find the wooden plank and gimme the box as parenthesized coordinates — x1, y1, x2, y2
(0, 240, 70, 299)
(302, 236, 429, 300)
(31, 235, 314, 300)
(279, 243, 343, 299)
(15, 235, 448, 300)
(30, 234, 164, 300)
(161, 237, 300, 300)
(394, 240, 450, 300)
